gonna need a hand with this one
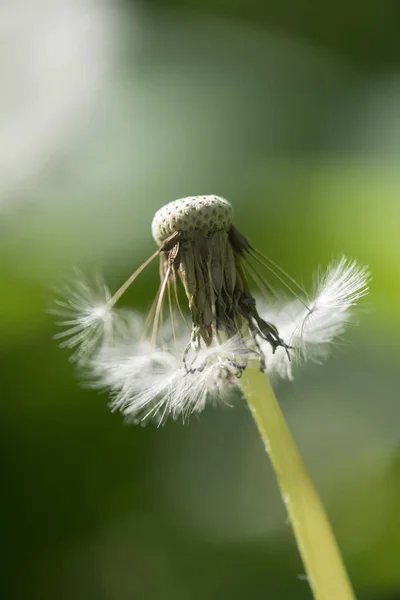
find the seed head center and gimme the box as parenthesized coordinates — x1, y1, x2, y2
(152, 195, 233, 245)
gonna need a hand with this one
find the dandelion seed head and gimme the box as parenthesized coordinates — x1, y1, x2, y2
(53, 194, 370, 423)
(151, 195, 233, 244)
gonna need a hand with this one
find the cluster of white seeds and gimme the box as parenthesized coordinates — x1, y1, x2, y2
(151, 195, 233, 245)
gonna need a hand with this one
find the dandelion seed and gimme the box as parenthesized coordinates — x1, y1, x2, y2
(258, 258, 370, 380)
(51, 273, 116, 364)
(53, 195, 369, 423)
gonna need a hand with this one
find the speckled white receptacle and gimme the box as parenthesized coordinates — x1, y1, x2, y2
(151, 195, 233, 245)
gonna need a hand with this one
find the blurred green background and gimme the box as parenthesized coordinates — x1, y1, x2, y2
(1, 1, 400, 599)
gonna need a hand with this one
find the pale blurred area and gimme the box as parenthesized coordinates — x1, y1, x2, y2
(1, 1, 399, 599)
(0, 0, 115, 201)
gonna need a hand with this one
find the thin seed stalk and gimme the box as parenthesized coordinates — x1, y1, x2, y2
(242, 367, 356, 600)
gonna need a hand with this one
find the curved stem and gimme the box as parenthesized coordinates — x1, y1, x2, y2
(242, 367, 356, 600)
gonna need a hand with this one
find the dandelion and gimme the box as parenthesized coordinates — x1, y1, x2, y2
(54, 195, 368, 422)
(53, 194, 369, 600)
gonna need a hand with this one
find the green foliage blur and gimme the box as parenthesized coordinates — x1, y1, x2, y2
(1, 1, 400, 599)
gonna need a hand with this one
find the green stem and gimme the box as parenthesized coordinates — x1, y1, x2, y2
(242, 367, 356, 600)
